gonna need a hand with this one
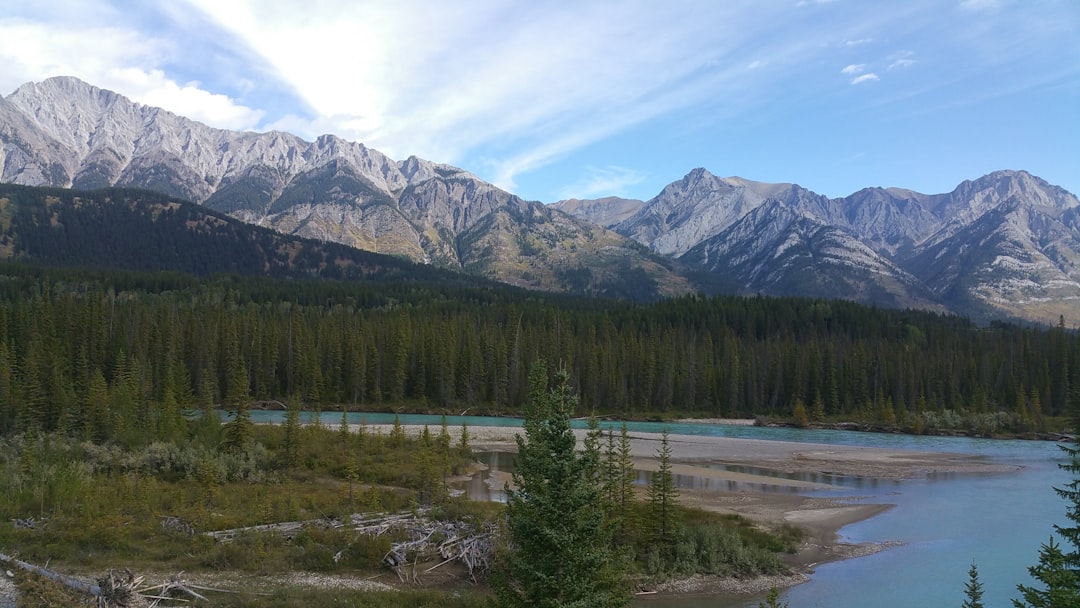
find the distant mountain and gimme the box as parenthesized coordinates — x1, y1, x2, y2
(550, 197, 644, 228)
(3, 76, 1079, 322)
(566, 168, 1080, 323)
(0, 76, 689, 300)
(680, 198, 941, 310)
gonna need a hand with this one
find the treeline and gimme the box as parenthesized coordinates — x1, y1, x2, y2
(0, 263, 1075, 441)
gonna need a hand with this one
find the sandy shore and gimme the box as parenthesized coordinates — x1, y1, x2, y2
(435, 423, 1016, 591)
(363, 423, 1018, 595)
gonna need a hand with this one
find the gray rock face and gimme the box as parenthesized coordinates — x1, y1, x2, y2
(550, 197, 644, 228)
(3, 76, 1078, 321)
(563, 167, 1080, 322)
(0, 76, 687, 298)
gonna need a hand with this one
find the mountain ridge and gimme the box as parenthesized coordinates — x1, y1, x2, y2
(0, 76, 689, 301)
(2, 76, 1079, 322)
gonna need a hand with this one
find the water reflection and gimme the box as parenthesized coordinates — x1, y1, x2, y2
(454, 451, 514, 502)
(454, 452, 884, 500)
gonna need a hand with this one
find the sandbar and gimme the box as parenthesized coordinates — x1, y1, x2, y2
(369, 423, 1020, 595)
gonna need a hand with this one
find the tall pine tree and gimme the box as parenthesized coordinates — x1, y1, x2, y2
(494, 361, 630, 608)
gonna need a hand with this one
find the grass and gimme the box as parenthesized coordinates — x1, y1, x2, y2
(0, 423, 801, 606)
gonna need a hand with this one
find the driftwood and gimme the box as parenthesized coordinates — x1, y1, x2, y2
(206, 510, 497, 583)
(0, 553, 241, 607)
(159, 516, 195, 537)
(0, 551, 102, 597)
(11, 517, 44, 530)
(96, 569, 149, 608)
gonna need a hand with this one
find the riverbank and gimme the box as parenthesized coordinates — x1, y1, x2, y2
(435, 424, 1017, 596)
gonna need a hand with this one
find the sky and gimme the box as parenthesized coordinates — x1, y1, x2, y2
(1, 0, 1077, 203)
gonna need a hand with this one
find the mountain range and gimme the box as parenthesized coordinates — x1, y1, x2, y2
(2, 76, 1078, 323)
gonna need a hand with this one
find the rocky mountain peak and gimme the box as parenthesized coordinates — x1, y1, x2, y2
(1, 76, 1078, 321)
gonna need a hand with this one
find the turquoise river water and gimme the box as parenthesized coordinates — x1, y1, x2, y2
(248, 411, 1067, 607)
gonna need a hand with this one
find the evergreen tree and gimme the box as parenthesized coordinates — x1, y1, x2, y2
(494, 362, 630, 608)
(615, 423, 637, 543)
(1055, 387, 1080, 567)
(1016, 388, 1080, 606)
(1014, 537, 1080, 607)
(458, 421, 471, 456)
(220, 358, 253, 454)
(648, 430, 680, 550)
(758, 588, 788, 608)
(963, 561, 985, 608)
(389, 413, 405, 447)
(338, 406, 351, 445)
(283, 393, 302, 468)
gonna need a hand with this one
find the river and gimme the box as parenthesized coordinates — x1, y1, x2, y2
(249, 411, 1068, 607)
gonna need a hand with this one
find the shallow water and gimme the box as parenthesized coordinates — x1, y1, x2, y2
(249, 411, 1068, 607)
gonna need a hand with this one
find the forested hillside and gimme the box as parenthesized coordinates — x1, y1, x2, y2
(0, 184, 488, 287)
(0, 263, 1074, 441)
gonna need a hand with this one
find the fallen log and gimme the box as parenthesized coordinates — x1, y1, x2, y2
(0, 551, 102, 597)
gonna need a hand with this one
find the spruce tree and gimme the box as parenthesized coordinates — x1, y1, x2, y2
(494, 362, 630, 608)
(1015, 384, 1080, 606)
(758, 588, 788, 608)
(221, 358, 253, 454)
(1014, 538, 1080, 608)
(283, 393, 301, 469)
(648, 430, 680, 550)
(963, 561, 985, 608)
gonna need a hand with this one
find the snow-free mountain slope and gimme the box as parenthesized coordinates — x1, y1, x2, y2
(2, 76, 1078, 321)
(0, 76, 688, 300)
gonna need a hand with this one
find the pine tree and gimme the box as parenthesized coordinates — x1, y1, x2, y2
(283, 393, 302, 469)
(648, 430, 680, 550)
(221, 358, 253, 454)
(389, 413, 405, 448)
(758, 588, 788, 608)
(615, 423, 637, 542)
(494, 362, 630, 608)
(458, 421, 471, 456)
(1014, 537, 1080, 607)
(1015, 387, 1080, 606)
(963, 561, 985, 608)
(338, 406, 351, 445)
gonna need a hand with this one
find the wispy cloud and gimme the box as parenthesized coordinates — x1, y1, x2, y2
(4, 0, 1077, 200)
(558, 166, 647, 200)
(180, 0, 843, 186)
(888, 50, 917, 70)
(959, 0, 1000, 11)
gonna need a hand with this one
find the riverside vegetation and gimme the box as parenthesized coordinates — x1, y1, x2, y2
(0, 379, 799, 606)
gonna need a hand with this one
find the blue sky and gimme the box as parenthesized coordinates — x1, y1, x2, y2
(1, 0, 1077, 202)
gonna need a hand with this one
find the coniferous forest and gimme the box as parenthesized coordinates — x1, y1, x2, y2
(0, 213, 1077, 605)
(0, 260, 1075, 441)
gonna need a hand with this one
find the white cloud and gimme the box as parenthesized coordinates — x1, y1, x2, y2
(125, 73, 265, 131)
(887, 51, 917, 70)
(0, 17, 262, 131)
(851, 73, 880, 85)
(841, 64, 867, 75)
(558, 166, 647, 200)
(844, 38, 875, 47)
(180, 0, 848, 188)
